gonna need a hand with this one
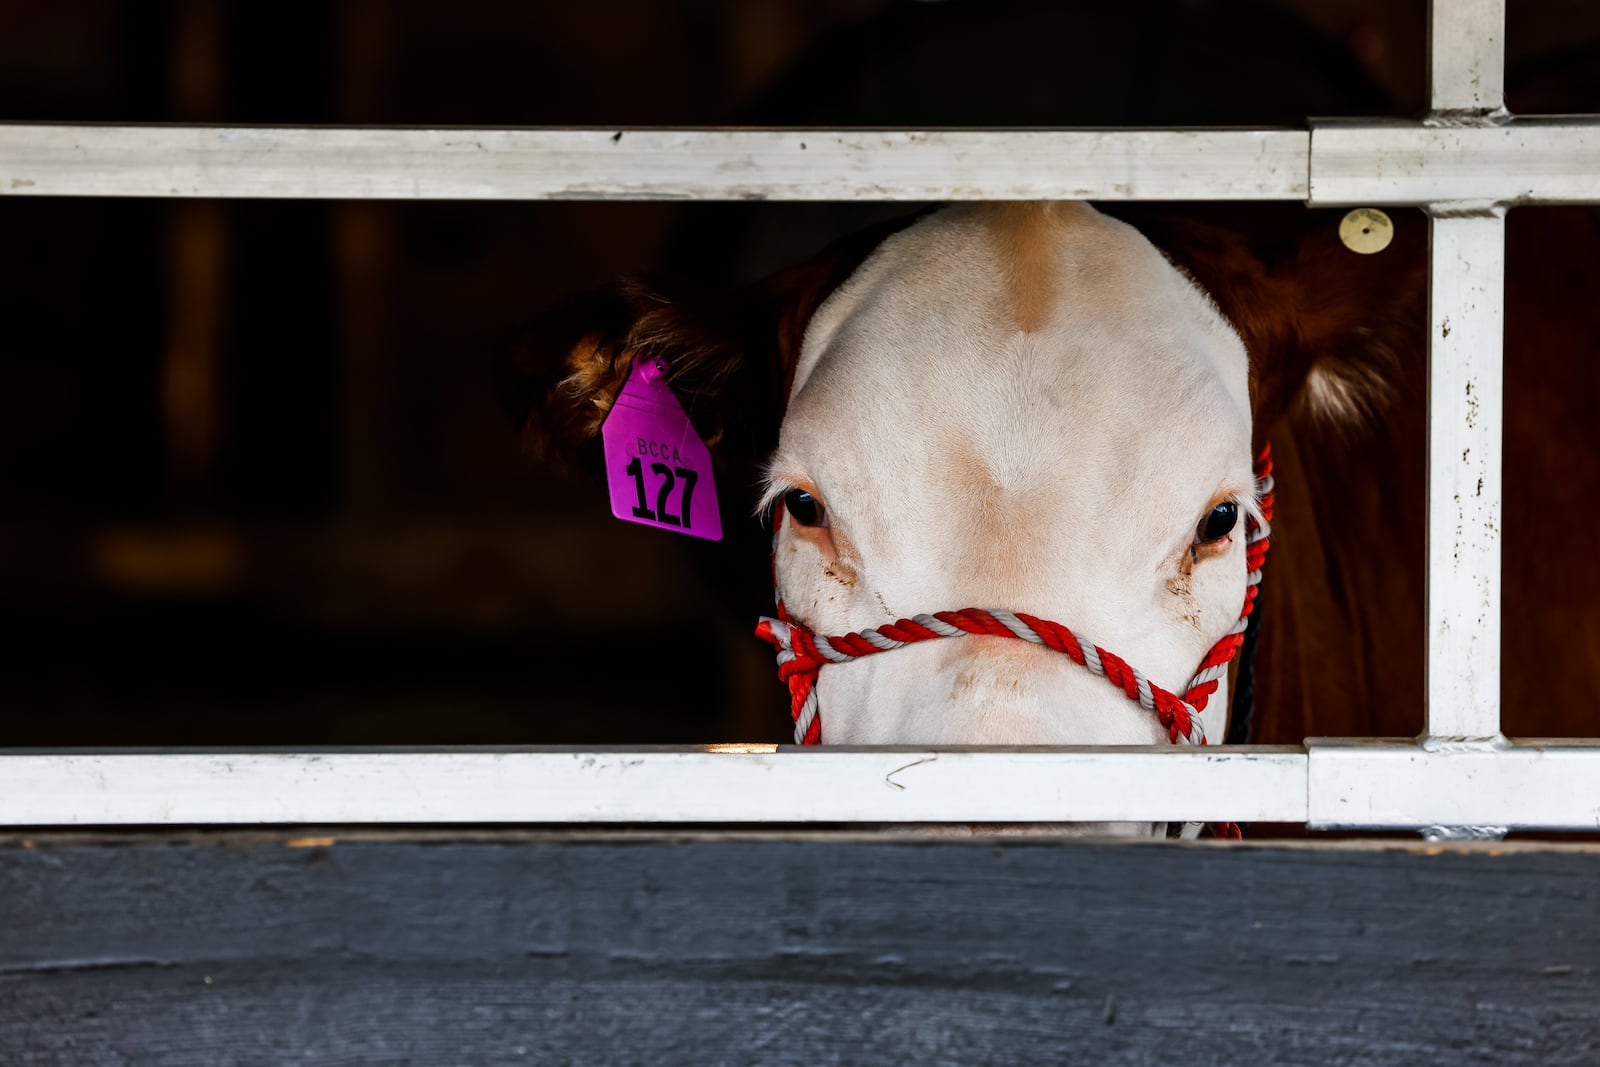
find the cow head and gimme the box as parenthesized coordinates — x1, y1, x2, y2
(501, 202, 1422, 752)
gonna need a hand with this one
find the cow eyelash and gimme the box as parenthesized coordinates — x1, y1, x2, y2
(761, 478, 839, 561)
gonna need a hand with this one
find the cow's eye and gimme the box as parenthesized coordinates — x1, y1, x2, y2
(1196, 501, 1238, 545)
(784, 489, 827, 528)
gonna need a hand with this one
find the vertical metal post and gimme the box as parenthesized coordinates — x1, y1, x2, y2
(1423, 211, 1505, 745)
(1428, 0, 1506, 116)
(1421, 0, 1509, 747)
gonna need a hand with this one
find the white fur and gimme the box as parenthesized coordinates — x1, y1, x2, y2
(766, 204, 1254, 756)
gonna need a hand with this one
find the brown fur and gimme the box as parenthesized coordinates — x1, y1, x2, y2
(503, 203, 1600, 748)
(1112, 204, 1431, 743)
(946, 445, 1055, 600)
(1105, 204, 1426, 436)
(984, 202, 1064, 333)
(1123, 203, 1600, 744)
(496, 215, 916, 482)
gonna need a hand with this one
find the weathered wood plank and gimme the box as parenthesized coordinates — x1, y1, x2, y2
(2, 834, 1596, 1065)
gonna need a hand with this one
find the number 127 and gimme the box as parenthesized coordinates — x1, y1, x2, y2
(624, 458, 698, 527)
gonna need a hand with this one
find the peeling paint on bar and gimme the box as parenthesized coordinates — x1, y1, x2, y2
(1428, 0, 1505, 116)
(1423, 212, 1505, 742)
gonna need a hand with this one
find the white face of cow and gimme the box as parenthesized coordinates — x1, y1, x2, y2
(762, 203, 1255, 747)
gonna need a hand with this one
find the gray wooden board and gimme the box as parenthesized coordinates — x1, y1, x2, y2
(1, 833, 1597, 1065)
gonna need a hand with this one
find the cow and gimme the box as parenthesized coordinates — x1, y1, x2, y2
(498, 199, 1600, 796)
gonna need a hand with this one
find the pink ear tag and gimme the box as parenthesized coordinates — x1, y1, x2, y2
(600, 357, 722, 541)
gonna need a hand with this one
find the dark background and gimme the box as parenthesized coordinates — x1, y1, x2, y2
(1, 0, 1597, 746)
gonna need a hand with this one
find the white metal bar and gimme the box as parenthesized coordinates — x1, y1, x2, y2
(0, 747, 1307, 826)
(1308, 120, 1600, 206)
(0, 125, 1310, 201)
(15, 121, 1600, 207)
(11, 742, 1600, 829)
(1424, 211, 1505, 742)
(1429, 0, 1506, 115)
(1307, 739, 1600, 830)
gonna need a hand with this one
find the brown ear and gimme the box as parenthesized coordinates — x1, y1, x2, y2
(1108, 204, 1428, 436)
(497, 216, 913, 485)
(497, 276, 755, 467)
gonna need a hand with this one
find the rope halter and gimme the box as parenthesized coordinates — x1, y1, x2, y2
(754, 445, 1274, 834)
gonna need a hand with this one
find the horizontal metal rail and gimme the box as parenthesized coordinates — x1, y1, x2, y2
(4, 121, 1600, 205)
(1309, 119, 1600, 206)
(1307, 740, 1600, 832)
(0, 125, 1308, 201)
(0, 742, 1597, 829)
(0, 747, 1309, 826)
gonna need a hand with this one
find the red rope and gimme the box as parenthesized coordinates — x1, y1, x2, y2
(756, 445, 1274, 839)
